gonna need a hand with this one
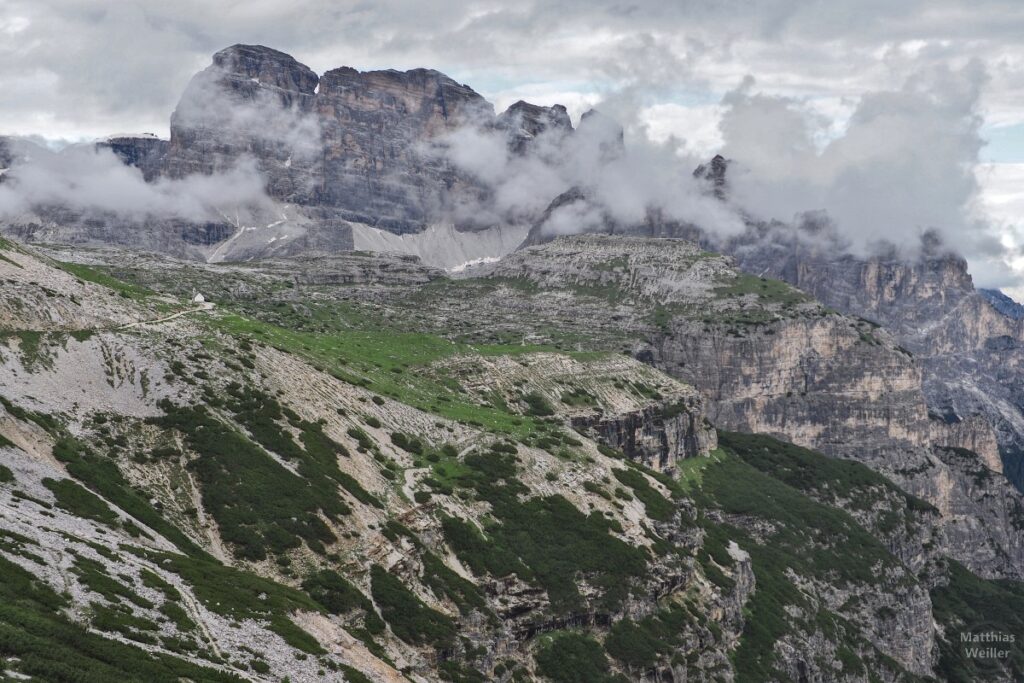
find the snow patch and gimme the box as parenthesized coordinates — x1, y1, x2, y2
(449, 256, 501, 273)
(350, 222, 528, 270)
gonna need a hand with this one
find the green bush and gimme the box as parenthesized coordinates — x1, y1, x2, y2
(534, 632, 615, 683)
(443, 493, 646, 613)
(522, 391, 555, 417)
(691, 438, 916, 681)
(71, 557, 152, 609)
(339, 664, 374, 683)
(48, 436, 202, 555)
(0, 555, 240, 682)
(420, 552, 490, 617)
(606, 620, 661, 668)
(932, 560, 1024, 680)
(301, 570, 384, 634)
(370, 565, 455, 650)
(42, 478, 118, 526)
(150, 401, 348, 560)
(611, 468, 673, 521)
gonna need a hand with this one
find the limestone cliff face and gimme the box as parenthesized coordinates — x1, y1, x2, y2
(156, 45, 560, 241)
(165, 44, 321, 204)
(497, 101, 573, 155)
(930, 414, 1002, 473)
(728, 231, 1024, 492)
(652, 316, 929, 460)
(571, 396, 718, 473)
(648, 314, 1024, 579)
(912, 446, 1024, 575)
(483, 235, 1024, 581)
(96, 135, 169, 182)
(314, 66, 493, 232)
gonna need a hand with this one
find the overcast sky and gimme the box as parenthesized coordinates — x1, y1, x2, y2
(3, 0, 1024, 291)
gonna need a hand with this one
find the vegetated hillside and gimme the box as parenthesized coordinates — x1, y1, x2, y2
(1, 238, 1022, 683)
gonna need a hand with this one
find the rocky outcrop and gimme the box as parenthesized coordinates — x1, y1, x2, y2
(1, 207, 236, 259)
(981, 288, 1024, 319)
(930, 414, 1002, 473)
(654, 316, 930, 461)
(726, 226, 1024, 494)
(96, 135, 168, 181)
(165, 44, 321, 204)
(913, 446, 1024, 573)
(266, 252, 443, 287)
(314, 65, 493, 232)
(520, 187, 703, 247)
(693, 154, 729, 200)
(163, 45, 507, 233)
(571, 396, 717, 472)
(497, 101, 573, 155)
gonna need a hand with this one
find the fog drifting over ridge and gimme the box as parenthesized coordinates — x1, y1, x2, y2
(717, 63, 1002, 259)
(0, 142, 272, 223)
(1, 0, 1024, 291)
(0, 45, 1020, 290)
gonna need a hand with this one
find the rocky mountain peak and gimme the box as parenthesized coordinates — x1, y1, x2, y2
(317, 64, 493, 126)
(497, 100, 573, 153)
(980, 288, 1024, 319)
(693, 153, 729, 199)
(96, 135, 169, 182)
(210, 43, 319, 95)
(313, 65, 493, 231)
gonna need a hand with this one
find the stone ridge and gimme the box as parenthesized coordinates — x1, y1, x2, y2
(0, 45, 588, 257)
(497, 100, 573, 154)
(313, 64, 495, 232)
(981, 287, 1024, 320)
(211, 44, 319, 95)
(97, 136, 169, 182)
(156, 44, 574, 234)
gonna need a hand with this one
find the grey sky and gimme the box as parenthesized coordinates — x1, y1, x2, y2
(3, 1, 1023, 142)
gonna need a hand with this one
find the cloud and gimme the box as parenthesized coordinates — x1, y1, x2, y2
(170, 53, 322, 164)
(0, 142, 271, 222)
(4, 1, 1024, 141)
(718, 62, 1003, 263)
(975, 162, 1024, 292)
(433, 100, 745, 237)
